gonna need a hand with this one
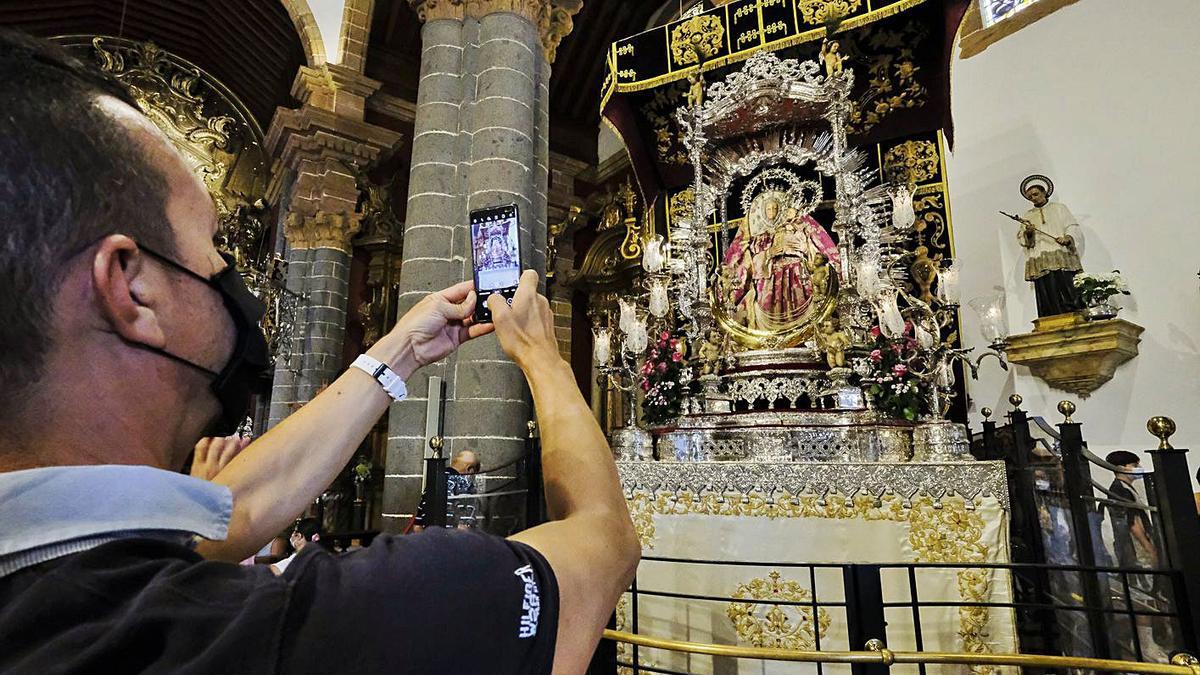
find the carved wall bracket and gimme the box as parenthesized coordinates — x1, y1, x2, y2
(1005, 313, 1144, 398)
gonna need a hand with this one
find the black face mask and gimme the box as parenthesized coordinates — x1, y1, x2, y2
(136, 245, 273, 436)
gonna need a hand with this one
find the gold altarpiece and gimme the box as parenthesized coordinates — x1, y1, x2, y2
(586, 42, 1018, 672)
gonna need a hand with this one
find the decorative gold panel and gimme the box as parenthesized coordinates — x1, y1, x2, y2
(728, 571, 832, 651)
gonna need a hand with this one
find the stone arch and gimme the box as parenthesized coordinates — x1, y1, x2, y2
(280, 0, 329, 66)
(336, 0, 374, 73)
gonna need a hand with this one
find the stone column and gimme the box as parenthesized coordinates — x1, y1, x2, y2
(265, 66, 402, 428)
(381, 2, 469, 525)
(382, 0, 581, 530)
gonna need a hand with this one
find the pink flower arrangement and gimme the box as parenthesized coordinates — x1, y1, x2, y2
(862, 322, 930, 422)
(640, 326, 689, 427)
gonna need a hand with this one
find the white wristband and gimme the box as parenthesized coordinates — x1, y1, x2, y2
(351, 354, 408, 402)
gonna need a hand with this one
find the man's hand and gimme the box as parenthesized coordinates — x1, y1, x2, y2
(190, 435, 251, 482)
(487, 270, 559, 371)
(1057, 235, 1073, 247)
(371, 280, 495, 379)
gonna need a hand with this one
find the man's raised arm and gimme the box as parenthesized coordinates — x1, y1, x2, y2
(496, 271, 641, 675)
(195, 281, 492, 562)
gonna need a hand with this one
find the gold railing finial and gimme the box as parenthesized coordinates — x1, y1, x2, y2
(1171, 653, 1200, 674)
(865, 639, 895, 666)
(1008, 393, 1023, 409)
(1148, 415, 1176, 450)
(1058, 400, 1076, 423)
(981, 407, 992, 421)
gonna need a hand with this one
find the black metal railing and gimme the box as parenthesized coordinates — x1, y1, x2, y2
(969, 398, 1200, 664)
(602, 556, 1189, 675)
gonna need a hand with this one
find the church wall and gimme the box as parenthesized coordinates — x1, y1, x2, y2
(947, 0, 1200, 473)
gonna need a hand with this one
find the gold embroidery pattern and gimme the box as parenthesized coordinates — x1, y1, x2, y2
(798, 0, 862, 25)
(670, 14, 725, 66)
(914, 192, 948, 249)
(627, 490, 999, 668)
(615, 594, 632, 675)
(846, 20, 930, 134)
(728, 571, 833, 651)
(628, 491, 657, 549)
(640, 82, 690, 166)
(883, 140, 939, 186)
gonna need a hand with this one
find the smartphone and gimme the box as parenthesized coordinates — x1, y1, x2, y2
(469, 203, 522, 323)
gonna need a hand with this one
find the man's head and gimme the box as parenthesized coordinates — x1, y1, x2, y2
(289, 517, 321, 552)
(1023, 185, 1049, 208)
(1106, 450, 1141, 481)
(450, 450, 481, 475)
(0, 30, 241, 469)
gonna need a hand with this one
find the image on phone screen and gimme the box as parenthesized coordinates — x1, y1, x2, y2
(470, 204, 521, 322)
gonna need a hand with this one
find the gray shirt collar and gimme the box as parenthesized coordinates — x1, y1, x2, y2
(0, 464, 232, 576)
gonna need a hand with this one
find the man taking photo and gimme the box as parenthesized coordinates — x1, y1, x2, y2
(0, 29, 638, 674)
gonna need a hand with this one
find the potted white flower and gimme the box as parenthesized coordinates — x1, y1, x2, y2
(1073, 270, 1130, 321)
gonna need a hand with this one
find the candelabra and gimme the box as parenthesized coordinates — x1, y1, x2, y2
(592, 235, 672, 460)
(856, 252, 1010, 460)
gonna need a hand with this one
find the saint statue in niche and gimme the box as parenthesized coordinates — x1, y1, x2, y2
(1001, 174, 1083, 317)
(722, 187, 840, 332)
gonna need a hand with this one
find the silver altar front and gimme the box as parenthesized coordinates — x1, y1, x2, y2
(617, 460, 1017, 675)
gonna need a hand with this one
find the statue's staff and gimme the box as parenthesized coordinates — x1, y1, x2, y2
(999, 211, 1074, 248)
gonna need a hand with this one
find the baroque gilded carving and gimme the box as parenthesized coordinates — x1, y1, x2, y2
(80, 37, 269, 244)
(798, 0, 862, 25)
(883, 140, 939, 186)
(670, 13, 724, 66)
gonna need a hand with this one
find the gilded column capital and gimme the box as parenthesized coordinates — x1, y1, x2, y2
(462, 0, 582, 63)
(409, 0, 465, 22)
(541, 0, 582, 64)
(284, 211, 364, 253)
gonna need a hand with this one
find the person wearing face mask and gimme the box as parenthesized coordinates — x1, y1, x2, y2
(412, 449, 481, 532)
(0, 29, 637, 675)
(1104, 450, 1169, 662)
(270, 518, 321, 575)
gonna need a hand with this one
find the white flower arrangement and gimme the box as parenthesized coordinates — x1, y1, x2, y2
(1073, 270, 1131, 305)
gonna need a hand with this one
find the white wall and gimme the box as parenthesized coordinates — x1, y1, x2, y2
(947, 0, 1200, 469)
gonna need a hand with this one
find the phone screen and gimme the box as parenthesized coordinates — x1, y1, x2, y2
(470, 203, 521, 322)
